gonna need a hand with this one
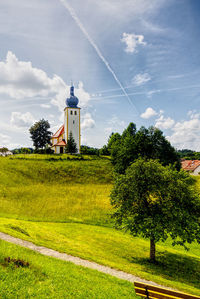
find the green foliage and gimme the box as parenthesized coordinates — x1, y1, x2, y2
(99, 145, 110, 156)
(0, 240, 135, 299)
(111, 158, 200, 260)
(178, 149, 200, 160)
(29, 119, 52, 150)
(107, 123, 181, 174)
(65, 131, 78, 154)
(81, 145, 99, 155)
(12, 147, 33, 154)
(0, 147, 9, 153)
(34, 148, 54, 154)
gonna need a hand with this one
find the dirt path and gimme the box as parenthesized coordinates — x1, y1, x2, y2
(0, 231, 166, 287)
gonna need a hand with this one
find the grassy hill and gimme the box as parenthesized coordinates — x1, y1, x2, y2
(0, 154, 113, 224)
(0, 154, 200, 296)
(0, 239, 136, 298)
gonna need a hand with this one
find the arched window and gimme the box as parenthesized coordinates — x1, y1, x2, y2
(75, 111, 77, 115)
(70, 111, 73, 115)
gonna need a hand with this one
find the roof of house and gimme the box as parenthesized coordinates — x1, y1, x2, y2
(52, 125, 64, 138)
(181, 160, 200, 171)
(54, 140, 66, 146)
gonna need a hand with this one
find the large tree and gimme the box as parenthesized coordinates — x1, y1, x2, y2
(107, 123, 180, 174)
(111, 158, 200, 261)
(65, 131, 77, 154)
(29, 119, 52, 150)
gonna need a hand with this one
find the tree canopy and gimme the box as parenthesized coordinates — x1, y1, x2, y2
(107, 123, 181, 173)
(0, 147, 9, 153)
(65, 132, 78, 154)
(111, 158, 200, 261)
(29, 119, 52, 150)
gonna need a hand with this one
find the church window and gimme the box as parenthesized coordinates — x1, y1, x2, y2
(75, 111, 77, 115)
(70, 111, 73, 115)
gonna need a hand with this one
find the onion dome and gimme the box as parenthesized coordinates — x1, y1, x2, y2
(66, 86, 79, 108)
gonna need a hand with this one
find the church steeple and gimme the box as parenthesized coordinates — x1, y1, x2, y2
(66, 85, 79, 108)
(70, 85, 74, 96)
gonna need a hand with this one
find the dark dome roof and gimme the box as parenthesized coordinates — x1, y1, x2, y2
(66, 86, 79, 108)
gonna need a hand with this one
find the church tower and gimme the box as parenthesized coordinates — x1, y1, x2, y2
(64, 85, 81, 153)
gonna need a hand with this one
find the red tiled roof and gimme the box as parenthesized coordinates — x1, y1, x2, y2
(52, 125, 64, 138)
(181, 160, 200, 171)
(54, 140, 66, 146)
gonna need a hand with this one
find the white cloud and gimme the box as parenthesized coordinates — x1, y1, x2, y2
(81, 113, 95, 130)
(0, 51, 57, 99)
(187, 110, 200, 119)
(167, 117, 200, 150)
(141, 19, 166, 33)
(94, 0, 166, 20)
(0, 51, 92, 113)
(132, 73, 151, 86)
(155, 115, 175, 129)
(121, 33, 146, 53)
(152, 111, 200, 150)
(105, 115, 125, 135)
(40, 104, 51, 109)
(0, 133, 11, 146)
(146, 89, 161, 98)
(141, 107, 157, 119)
(11, 112, 35, 128)
(0, 133, 20, 149)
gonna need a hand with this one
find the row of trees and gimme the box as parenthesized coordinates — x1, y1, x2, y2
(178, 149, 200, 160)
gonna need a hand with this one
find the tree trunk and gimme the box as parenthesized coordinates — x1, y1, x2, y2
(150, 239, 156, 262)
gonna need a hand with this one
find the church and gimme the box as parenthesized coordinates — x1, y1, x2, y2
(51, 85, 81, 154)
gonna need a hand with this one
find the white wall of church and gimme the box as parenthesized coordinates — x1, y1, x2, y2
(64, 108, 80, 153)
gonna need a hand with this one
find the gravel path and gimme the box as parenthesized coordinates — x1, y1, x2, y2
(0, 231, 166, 287)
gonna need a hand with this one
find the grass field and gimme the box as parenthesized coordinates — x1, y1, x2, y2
(0, 155, 113, 224)
(0, 154, 200, 296)
(0, 239, 136, 298)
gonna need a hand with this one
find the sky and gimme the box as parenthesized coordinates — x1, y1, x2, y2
(1, 0, 200, 150)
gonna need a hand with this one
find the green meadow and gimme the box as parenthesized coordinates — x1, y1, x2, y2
(0, 239, 136, 298)
(0, 155, 112, 224)
(0, 154, 200, 296)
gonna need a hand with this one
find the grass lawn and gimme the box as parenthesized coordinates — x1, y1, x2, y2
(0, 155, 200, 296)
(0, 218, 199, 295)
(0, 239, 136, 298)
(0, 155, 113, 224)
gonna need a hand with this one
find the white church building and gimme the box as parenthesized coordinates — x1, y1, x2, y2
(51, 86, 81, 154)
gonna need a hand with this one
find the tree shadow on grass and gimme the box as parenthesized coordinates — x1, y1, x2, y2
(131, 251, 200, 290)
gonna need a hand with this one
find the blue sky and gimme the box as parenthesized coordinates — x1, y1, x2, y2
(1, 0, 200, 150)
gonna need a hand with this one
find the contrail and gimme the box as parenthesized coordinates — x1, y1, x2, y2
(59, 0, 137, 112)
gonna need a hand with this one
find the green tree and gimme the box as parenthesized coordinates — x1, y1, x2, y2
(21, 148, 31, 154)
(108, 123, 180, 174)
(0, 147, 9, 153)
(81, 145, 99, 155)
(99, 145, 110, 156)
(65, 132, 77, 154)
(111, 158, 200, 261)
(29, 119, 52, 150)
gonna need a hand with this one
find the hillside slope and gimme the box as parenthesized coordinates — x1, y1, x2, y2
(0, 154, 200, 295)
(0, 155, 113, 224)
